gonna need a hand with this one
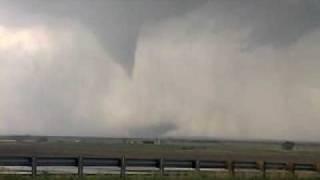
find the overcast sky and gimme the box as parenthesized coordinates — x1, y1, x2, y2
(0, 0, 320, 141)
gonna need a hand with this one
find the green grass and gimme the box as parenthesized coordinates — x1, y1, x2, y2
(0, 174, 320, 180)
(1, 141, 320, 162)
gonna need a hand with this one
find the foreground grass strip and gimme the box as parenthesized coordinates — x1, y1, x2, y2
(0, 175, 320, 180)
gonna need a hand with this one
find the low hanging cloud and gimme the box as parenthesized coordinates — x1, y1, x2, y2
(0, 0, 320, 141)
(0, 23, 129, 135)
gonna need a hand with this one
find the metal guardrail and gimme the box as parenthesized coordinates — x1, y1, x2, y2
(0, 156, 319, 177)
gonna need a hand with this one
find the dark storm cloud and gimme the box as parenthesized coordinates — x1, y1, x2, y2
(240, 0, 320, 48)
(2, 0, 319, 71)
(191, 0, 320, 49)
(2, 0, 207, 73)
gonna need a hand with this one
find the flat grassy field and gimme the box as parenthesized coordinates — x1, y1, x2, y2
(0, 140, 320, 162)
(0, 174, 319, 180)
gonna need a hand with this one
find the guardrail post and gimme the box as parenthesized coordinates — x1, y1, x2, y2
(78, 156, 84, 177)
(159, 158, 164, 176)
(32, 156, 37, 177)
(315, 163, 320, 173)
(120, 156, 126, 178)
(287, 162, 295, 176)
(195, 160, 200, 172)
(228, 160, 234, 176)
(258, 161, 265, 178)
